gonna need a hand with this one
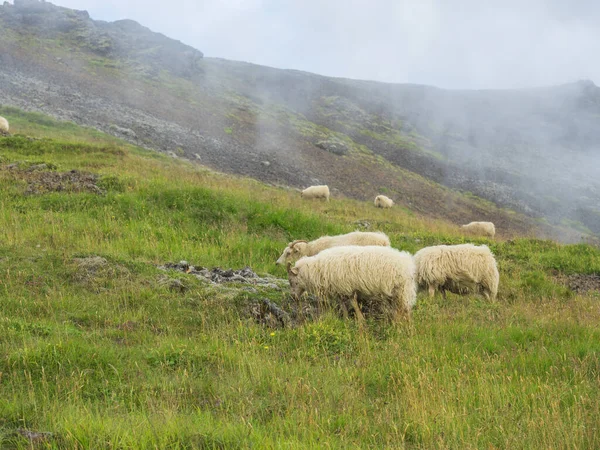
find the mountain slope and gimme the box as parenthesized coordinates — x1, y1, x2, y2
(1, 108, 600, 448)
(1, 0, 599, 241)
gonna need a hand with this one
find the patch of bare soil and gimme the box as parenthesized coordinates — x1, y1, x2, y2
(24, 169, 103, 195)
(3, 162, 104, 195)
(555, 272, 600, 294)
(247, 292, 398, 329)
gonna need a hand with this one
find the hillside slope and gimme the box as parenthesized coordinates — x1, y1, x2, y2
(1, 108, 600, 448)
(1, 0, 599, 241)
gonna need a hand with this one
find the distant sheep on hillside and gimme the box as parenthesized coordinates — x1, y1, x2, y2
(413, 244, 499, 300)
(0, 116, 9, 135)
(374, 195, 394, 208)
(460, 221, 495, 238)
(287, 245, 417, 321)
(276, 231, 391, 265)
(301, 185, 330, 201)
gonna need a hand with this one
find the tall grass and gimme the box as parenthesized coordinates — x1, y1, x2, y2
(0, 110, 599, 448)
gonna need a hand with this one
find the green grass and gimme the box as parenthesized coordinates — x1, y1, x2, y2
(1, 109, 600, 448)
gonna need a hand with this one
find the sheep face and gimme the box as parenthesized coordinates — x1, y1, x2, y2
(287, 264, 305, 298)
(275, 241, 308, 265)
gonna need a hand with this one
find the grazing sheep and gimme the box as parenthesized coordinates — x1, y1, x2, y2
(460, 221, 495, 238)
(374, 195, 394, 208)
(287, 245, 417, 321)
(276, 231, 391, 265)
(413, 244, 499, 300)
(0, 116, 9, 134)
(301, 185, 330, 201)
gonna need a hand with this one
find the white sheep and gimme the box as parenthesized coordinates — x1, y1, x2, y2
(413, 244, 499, 300)
(374, 194, 394, 208)
(276, 231, 391, 265)
(287, 245, 417, 321)
(0, 116, 9, 134)
(301, 185, 330, 201)
(460, 221, 495, 238)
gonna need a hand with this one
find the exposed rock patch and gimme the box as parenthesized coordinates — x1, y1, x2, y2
(315, 138, 349, 155)
(2, 162, 104, 195)
(555, 273, 600, 294)
(159, 260, 284, 289)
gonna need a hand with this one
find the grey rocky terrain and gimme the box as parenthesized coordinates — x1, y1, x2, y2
(1, 0, 599, 239)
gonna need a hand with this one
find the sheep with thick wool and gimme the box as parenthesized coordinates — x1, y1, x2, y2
(460, 221, 495, 238)
(0, 116, 9, 134)
(413, 244, 499, 300)
(301, 185, 330, 201)
(287, 245, 417, 321)
(276, 231, 390, 265)
(374, 195, 394, 208)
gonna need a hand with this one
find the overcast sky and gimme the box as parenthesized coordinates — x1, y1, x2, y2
(40, 0, 600, 89)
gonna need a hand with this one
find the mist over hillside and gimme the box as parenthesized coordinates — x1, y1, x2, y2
(1, 0, 599, 240)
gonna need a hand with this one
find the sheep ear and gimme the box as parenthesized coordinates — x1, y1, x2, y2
(287, 263, 299, 276)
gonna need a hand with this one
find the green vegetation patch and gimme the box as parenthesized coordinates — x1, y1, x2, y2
(0, 107, 599, 448)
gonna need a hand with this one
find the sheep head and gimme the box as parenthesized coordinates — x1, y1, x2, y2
(275, 240, 308, 265)
(286, 262, 303, 298)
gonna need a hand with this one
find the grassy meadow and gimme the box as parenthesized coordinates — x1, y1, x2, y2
(1, 108, 600, 448)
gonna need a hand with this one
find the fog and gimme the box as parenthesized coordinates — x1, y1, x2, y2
(40, 0, 600, 89)
(2, 0, 599, 239)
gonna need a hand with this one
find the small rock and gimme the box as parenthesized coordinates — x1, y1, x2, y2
(197, 269, 211, 278)
(221, 269, 234, 278)
(315, 138, 349, 155)
(239, 266, 257, 278)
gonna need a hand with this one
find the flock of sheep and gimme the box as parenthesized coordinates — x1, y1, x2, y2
(301, 185, 495, 238)
(285, 184, 500, 322)
(0, 116, 499, 323)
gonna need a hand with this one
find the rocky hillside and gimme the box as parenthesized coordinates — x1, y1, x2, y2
(1, 0, 599, 241)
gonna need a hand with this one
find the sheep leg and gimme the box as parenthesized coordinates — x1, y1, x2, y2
(350, 293, 365, 325)
(482, 288, 492, 301)
(340, 299, 350, 320)
(480, 281, 495, 301)
(428, 284, 436, 298)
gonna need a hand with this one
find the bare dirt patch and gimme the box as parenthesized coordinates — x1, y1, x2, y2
(555, 272, 600, 294)
(23, 169, 104, 195)
(3, 162, 104, 195)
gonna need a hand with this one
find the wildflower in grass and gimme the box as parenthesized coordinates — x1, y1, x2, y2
(270, 332, 275, 336)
